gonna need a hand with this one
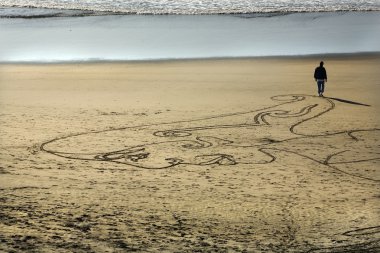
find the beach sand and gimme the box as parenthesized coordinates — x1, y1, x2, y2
(0, 54, 379, 252)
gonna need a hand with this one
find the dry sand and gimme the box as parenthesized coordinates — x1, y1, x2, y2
(0, 55, 379, 252)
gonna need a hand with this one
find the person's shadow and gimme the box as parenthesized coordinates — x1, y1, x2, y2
(326, 97, 371, 107)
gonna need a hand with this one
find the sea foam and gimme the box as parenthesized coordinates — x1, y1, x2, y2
(1, 0, 380, 16)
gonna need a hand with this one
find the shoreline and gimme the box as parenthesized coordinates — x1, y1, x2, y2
(1, 10, 380, 19)
(1, 51, 379, 65)
(1, 6, 379, 17)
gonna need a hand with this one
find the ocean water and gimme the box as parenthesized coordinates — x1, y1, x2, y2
(1, 0, 380, 16)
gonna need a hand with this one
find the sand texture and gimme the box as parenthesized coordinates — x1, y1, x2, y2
(0, 55, 379, 252)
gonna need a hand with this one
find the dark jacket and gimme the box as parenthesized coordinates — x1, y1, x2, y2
(314, 66, 327, 80)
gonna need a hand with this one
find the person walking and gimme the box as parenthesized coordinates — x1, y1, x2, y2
(314, 61, 327, 97)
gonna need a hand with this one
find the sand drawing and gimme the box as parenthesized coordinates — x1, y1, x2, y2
(40, 94, 379, 182)
(307, 226, 380, 252)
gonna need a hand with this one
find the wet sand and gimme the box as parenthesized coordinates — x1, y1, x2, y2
(1, 12, 380, 62)
(0, 54, 379, 252)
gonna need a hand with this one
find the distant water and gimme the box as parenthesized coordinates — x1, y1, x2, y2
(1, 0, 380, 17)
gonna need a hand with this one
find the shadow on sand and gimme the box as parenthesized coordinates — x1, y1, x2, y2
(326, 97, 371, 107)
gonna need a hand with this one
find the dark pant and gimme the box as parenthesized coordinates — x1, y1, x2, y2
(317, 80, 325, 94)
